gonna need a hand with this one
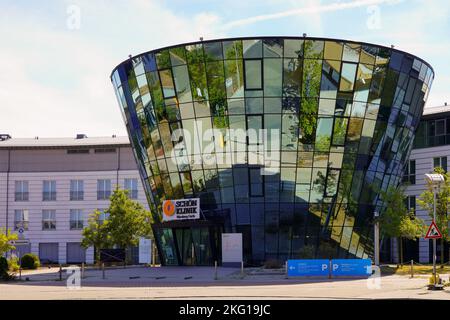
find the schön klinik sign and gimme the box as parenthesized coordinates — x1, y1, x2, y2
(162, 198, 200, 221)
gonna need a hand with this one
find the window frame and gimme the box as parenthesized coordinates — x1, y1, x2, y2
(42, 209, 56, 230)
(15, 180, 29, 201)
(243, 58, 263, 91)
(70, 209, 84, 230)
(97, 179, 112, 200)
(70, 180, 84, 201)
(42, 180, 56, 201)
(14, 209, 29, 230)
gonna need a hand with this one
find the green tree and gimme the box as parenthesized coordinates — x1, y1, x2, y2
(81, 188, 154, 264)
(104, 188, 154, 261)
(378, 186, 425, 266)
(417, 167, 450, 265)
(0, 228, 18, 256)
(81, 210, 111, 264)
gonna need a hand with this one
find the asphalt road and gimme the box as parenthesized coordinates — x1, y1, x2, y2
(1, 266, 449, 300)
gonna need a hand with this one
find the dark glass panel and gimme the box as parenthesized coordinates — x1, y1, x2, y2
(204, 42, 223, 61)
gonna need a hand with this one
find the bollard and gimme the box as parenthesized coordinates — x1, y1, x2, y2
(102, 263, 105, 279)
(81, 263, 85, 279)
(59, 264, 62, 281)
(410, 260, 414, 278)
(328, 260, 332, 279)
(19, 268, 22, 280)
(285, 261, 288, 279)
(240, 261, 244, 278)
(214, 261, 218, 280)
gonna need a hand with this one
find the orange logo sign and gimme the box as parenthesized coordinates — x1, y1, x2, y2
(163, 200, 175, 217)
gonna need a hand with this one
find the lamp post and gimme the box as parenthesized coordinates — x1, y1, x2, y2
(374, 210, 380, 266)
(424, 173, 444, 286)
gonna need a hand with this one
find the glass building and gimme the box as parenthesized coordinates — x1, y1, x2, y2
(111, 37, 434, 266)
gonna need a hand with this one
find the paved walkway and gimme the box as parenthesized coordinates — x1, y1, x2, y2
(1, 266, 450, 299)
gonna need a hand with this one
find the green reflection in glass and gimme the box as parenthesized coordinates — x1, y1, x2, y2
(185, 44, 204, 64)
(188, 63, 208, 101)
(332, 117, 348, 146)
(302, 59, 322, 97)
(224, 60, 244, 98)
(156, 49, 171, 69)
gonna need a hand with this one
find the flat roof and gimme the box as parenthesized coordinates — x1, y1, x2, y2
(0, 136, 131, 148)
(422, 104, 450, 116)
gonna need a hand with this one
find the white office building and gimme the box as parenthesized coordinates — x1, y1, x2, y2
(401, 104, 450, 263)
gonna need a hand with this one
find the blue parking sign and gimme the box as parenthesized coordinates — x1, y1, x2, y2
(287, 259, 329, 277)
(331, 259, 372, 277)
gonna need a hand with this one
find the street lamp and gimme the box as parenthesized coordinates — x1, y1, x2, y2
(424, 173, 444, 286)
(374, 210, 380, 266)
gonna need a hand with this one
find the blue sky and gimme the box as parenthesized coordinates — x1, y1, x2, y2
(1, 0, 449, 137)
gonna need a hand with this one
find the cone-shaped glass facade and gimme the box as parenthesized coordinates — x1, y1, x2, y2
(111, 37, 434, 266)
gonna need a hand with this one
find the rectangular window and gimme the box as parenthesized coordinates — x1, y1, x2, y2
(70, 180, 84, 201)
(97, 179, 112, 200)
(70, 209, 83, 230)
(435, 119, 445, 136)
(43, 180, 56, 201)
(42, 210, 56, 230)
(433, 156, 447, 172)
(124, 178, 138, 199)
(403, 160, 416, 184)
(339, 62, 357, 92)
(14, 209, 29, 230)
(15, 181, 29, 201)
(159, 69, 176, 98)
(244, 59, 262, 90)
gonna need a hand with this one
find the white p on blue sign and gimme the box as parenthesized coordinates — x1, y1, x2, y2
(287, 259, 329, 277)
(331, 259, 372, 277)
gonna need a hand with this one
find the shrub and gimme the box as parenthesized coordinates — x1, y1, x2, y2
(20, 253, 40, 270)
(8, 256, 20, 272)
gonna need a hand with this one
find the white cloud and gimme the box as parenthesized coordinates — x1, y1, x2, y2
(0, 0, 223, 138)
(221, 0, 402, 30)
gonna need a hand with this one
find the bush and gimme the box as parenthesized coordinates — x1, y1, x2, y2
(20, 253, 40, 270)
(8, 256, 19, 272)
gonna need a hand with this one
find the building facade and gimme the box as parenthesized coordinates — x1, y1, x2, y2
(111, 36, 434, 266)
(0, 135, 149, 264)
(402, 104, 450, 263)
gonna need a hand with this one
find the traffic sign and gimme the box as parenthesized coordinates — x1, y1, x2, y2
(331, 259, 372, 277)
(425, 221, 442, 239)
(287, 259, 329, 277)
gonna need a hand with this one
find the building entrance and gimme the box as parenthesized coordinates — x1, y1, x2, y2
(153, 220, 224, 266)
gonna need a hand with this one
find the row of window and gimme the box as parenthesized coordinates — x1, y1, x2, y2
(402, 157, 447, 184)
(14, 209, 109, 231)
(14, 178, 139, 201)
(414, 117, 450, 148)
